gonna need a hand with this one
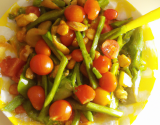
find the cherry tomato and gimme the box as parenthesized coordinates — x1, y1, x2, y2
(93, 55, 112, 74)
(15, 105, 26, 114)
(35, 39, 51, 56)
(101, 24, 113, 34)
(75, 84, 95, 104)
(64, 5, 85, 22)
(27, 86, 45, 110)
(104, 9, 118, 20)
(71, 49, 83, 62)
(25, 6, 40, 17)
(30, 54, 54, 75)
(60, 29, 75, 47)
(101, 40, 119, 59)
(99, 72, 117, 92)
(9, 83, 19, 95)
(49, 100, 72, 121)
(84, 0, 100, 20)
(93, 87, 110, 106)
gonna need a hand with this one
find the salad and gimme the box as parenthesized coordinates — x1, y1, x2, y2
(0, 0, 158, 125)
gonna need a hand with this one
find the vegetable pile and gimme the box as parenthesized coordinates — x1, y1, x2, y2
(0, 0, 147, 124)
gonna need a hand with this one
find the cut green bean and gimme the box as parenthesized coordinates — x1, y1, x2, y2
(110, 63, 119, 76)
(71, 110, 80, 125)
(42, 75, 48, 97)
(83, 111, 94, 122)
(90, 16, 105, 60)
(71, 64, 77, 87)
(76, 63, 82, 86)
(92, 67, 102, 79)
(50, 54, 60, 65)
(52, 0, 65, 7)
(2, 95, 25, 112)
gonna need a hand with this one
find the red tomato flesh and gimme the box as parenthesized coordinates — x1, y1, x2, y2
(49, 100, 72, 121)
(104, 9, 118, 20)
(25, 6, 40, 17)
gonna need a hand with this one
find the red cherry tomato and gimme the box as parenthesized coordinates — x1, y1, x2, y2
(101, 40, 119, 59)
(64, 5, 85, 22)
(75, 84, 96, 104)
(9, 83, 19, 95)
(99, 72, 117, 92)
(49, 100, 72, 121)
(71, 49, 83, 62)
(27, 86, 45, 110)
(25, 6, 40, 17)
(15, 105, 26, 114)
(60, 29, 75, 47)
(30, 54, 54, 75)
(84, 0, 100, 20)
(101, 24, 113, 34)
(104, 9, 118, 20)
(93, 55, 112, 74)
(35, 39, 51, 56)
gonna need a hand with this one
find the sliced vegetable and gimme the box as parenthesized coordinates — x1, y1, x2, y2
(67, 22, 88, 31)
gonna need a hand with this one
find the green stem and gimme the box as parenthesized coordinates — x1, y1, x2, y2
(71, 110, 80, 125)
(92, 67, 102, 79)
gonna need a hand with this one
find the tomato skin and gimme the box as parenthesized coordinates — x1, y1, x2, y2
(101, 24, 113, 34)
(93, 87, 110, 106)
(93, 55, 112, 74)
(9, 83, 19, 95)
(35, 39, 51, 56)
(27, 86, 45, 110)
(30, 54, 54, 75)
(25, 6, 40, 17)
(101, 40, 119, 59)
(49, 100, 72, 121)
(99, 72, 117, 92)
(75, 85, 95, 104)
(71, 49, 83, 62)
(104, 9, 118, 20)
(15, 105, 26, 114)
(84, 0, 100, 20)
(64, 5, 85, 22)
(60, 29, 75, 47)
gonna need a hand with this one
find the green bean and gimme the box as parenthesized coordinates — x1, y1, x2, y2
(42, 75, 48, 97)
(75, 31, 98, 89)
(76, 63, 82, 86)
(67, 99, 123, 118)
(98, 0, 109, 9)
(71, 110, 80, 125)
(52, 0, 65, 7)
(109, 92, 119, 109)
(71, 65, 77, 87)
(53, 18, 61, 26)
(110, 63, 119, 76)
(50, 54, 60, 65)
(27, 9, 65, 31)
(40, 7, 46, 15)
(33, 0, 43, 7)
(2, 95, 25, 112)
(92, 67, 102, 79)
(90, 16, 105, 60)
(44, 56, 68, 107)
(83, 111, 94, 122)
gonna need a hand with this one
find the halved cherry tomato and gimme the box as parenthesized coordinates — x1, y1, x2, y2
(104, 9, 118, 20)
(93, 87, 110, 106)
(84, 0, 100, 20)
(60, 29, 75, 47)
(15, 105, 26, 114)
(25, 6, 40, 17)
(27, 86, 45, 110)
(71, 49, 83, 62)
(75, 84, 95, 104)
(99, 72, 117, 92)
(9, 83, 19, 95)
(93, 55, 112, 74)
(35, 39, 51, 56)
(101, 24, 113, 34)
(64, 5, 85, 22)
(30, 54, 54, 75)
(101, 40, 119, 59)
(49, 100, 72, 121)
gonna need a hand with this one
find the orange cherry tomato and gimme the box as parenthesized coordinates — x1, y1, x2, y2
(49, 100, 72, 121)
(9, 83, 19, 95)
(101, 24, 113, 34)
(101, 40, 119, 59)
(99, 72, 117, 92)
(93, 55, 112, 74)
(71, 49, 83, 62)
(75, 84, 95, 104)
(60, 29, 75, 47)
(93, 87, 110, 106)
(15, 105, 26, 114)
(84, 0, 100, 20)
(35, 39, 51, 56)
(27, 86, 45, 110)
(64, 5, 85, 22)
(30, 54, 54, 75)
(104, 9, 118, 20)
(25, 6, 40, 17)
